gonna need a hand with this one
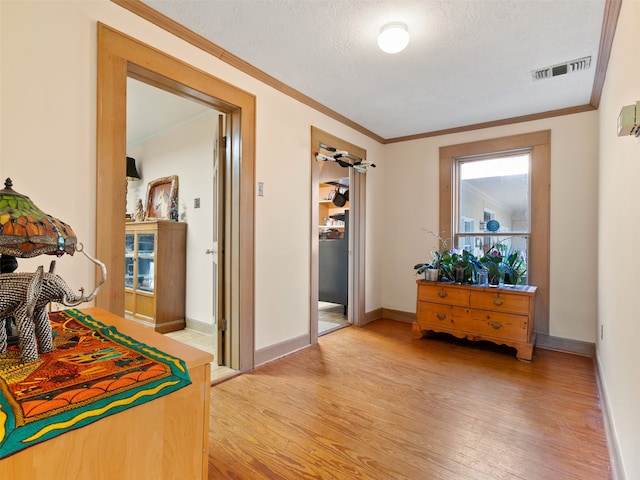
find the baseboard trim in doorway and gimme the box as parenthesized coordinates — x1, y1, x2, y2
(254, 333, 310, 367)
(363, 308, 383, 325)
(211, 367, 241, 386)
(184, 317, 215, 335)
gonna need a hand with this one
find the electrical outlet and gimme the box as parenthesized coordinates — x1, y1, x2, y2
(600, 324, 604, 340)
(194, 198, 200, 208)
(258, 182, 264, 197)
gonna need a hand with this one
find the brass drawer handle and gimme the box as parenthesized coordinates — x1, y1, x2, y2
(436, 313, 447, 320)
(489, 321, 502, 329)
(438, 289, 448, 298)
(493, 297, 504, 306)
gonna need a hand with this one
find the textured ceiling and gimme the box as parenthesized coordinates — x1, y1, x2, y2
(138, 0, 607, 140)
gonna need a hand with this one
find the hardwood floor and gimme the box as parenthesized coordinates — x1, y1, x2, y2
(207, 319, 612, 479)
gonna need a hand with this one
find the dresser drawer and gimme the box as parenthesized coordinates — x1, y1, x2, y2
(417, 301, 529, 343)
(469, 290, 530, 315)
(416, 302, 467, 327)
(464, 309, 529, 342)
(418, 284, 468, 306)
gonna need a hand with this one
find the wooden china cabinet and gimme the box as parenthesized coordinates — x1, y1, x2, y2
(125, 220, 187, 333)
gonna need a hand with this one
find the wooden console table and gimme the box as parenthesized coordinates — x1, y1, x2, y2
(413, 280, 537, 361)
(0, 307, 214, 479)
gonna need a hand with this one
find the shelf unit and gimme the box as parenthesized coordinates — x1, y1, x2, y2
(125, 220, 187, 333)
(319, 183, 348, 236)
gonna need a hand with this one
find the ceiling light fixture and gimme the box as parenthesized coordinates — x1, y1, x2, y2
(378, 22, 409, 54)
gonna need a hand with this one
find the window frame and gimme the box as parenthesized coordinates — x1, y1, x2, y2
(439, 131, 550, 334)
(453, 149, 532, 284)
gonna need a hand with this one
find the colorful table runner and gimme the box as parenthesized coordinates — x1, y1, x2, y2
(0, 309, 191, 459)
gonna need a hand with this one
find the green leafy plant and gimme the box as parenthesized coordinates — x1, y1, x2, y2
(479, 247, 503, 284)
(416, 231, 527, 285)
(479, 241, 527, 285)
(413, 230, 448, 277)
(414, 230, 483, 283)
(437, 248, 479, 282)
(413, 260, 436, 276)
(502, 250, 527, 285)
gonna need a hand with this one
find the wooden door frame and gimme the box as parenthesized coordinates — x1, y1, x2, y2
(310, 127, 367, 343)
(96, 24, 256, 372)
(214, 114, 226, 366)
(439, 130, 550, 334)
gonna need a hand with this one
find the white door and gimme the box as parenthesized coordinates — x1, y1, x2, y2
(212, 114, 226, 365)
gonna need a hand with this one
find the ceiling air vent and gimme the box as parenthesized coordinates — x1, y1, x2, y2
(531, 56, 591, 81)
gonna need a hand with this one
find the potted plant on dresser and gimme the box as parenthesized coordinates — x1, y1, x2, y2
(413, 230, 449, 282)
(413, 233, 536, 361)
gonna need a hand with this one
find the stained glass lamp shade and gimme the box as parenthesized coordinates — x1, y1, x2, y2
(0, 178, 77, 258)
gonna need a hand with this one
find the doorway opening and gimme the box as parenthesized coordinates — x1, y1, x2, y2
(310, 127, 367, 342)
(125, 78, 234, 382)
(318, 175, 351, 335)
(96, 24, 256, 378)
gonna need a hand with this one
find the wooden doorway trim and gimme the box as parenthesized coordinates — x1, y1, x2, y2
(96, 24, 256, 372)
(310, 127, 367, 343)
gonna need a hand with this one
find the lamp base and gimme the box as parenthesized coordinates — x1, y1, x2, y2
(1, 254, 19, 346)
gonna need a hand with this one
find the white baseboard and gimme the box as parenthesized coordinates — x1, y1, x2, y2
(184, 317, 215, 335)
(535, 333, 595, 357)
(595, 354, 626, 480)
(254, 333, 310, 367)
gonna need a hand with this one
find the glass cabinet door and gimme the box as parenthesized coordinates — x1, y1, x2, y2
(125, 233, 134, 289)
(136, 233, 155, 293)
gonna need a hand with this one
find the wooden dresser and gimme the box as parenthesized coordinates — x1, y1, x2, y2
(413, 280, 537, 361)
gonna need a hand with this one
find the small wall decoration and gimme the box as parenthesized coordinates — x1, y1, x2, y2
(145, 175, 179, 220)
(486, 219, 500, 232)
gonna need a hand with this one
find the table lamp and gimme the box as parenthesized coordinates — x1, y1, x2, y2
(0, 177, 107, 362)
(0, 178, 77, 262)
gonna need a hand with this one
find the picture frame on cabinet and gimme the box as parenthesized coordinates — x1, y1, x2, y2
(144, 175, 179, 220)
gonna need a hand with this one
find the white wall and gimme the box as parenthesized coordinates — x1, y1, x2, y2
(382, 111, 600, 343)
(0, 0, 385, 352)
(127, 112, 218, 327)
(597, 2, 640, 478)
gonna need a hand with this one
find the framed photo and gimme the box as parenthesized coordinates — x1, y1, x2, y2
(144, 175, 179, 220)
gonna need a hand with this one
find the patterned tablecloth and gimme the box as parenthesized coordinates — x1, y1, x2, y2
(0, 309, 191, 459)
